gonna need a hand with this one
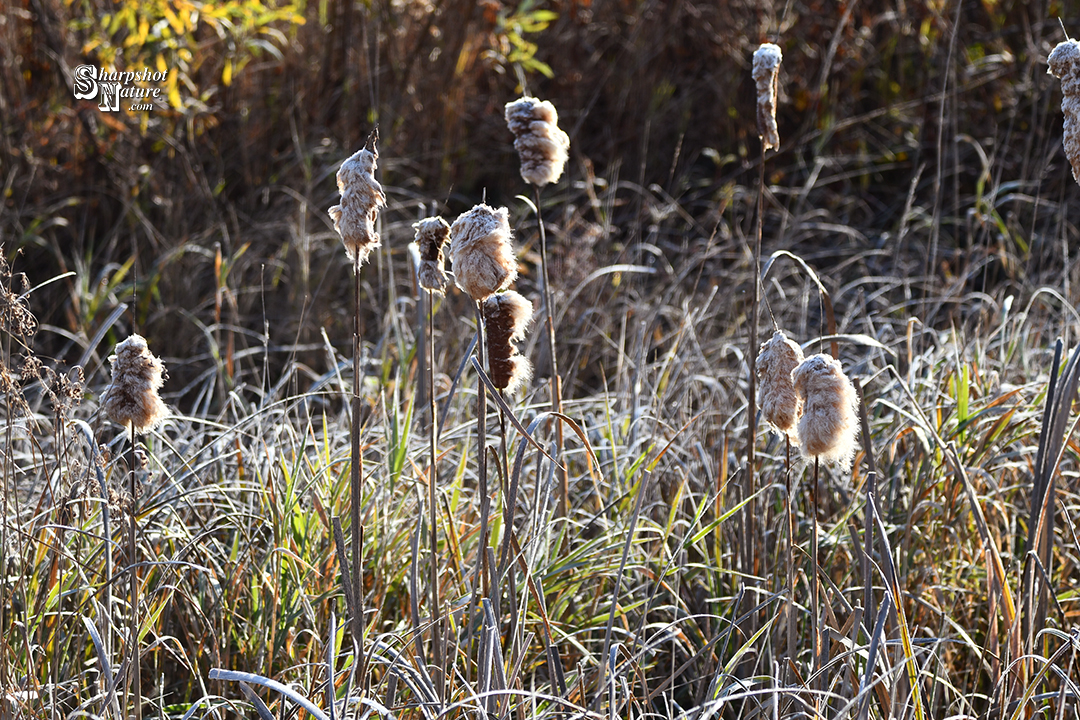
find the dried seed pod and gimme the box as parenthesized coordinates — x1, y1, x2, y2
(505, 97, 570, 187)
(100, 334, 168, 434)
(752, 43, 782, 152)
(328, 132, 386, 265)
(450, 204, 518, 302)
(756, 330, 804, 441)
(792, 353, 858, 469)
(1049, 39, 1080, 186)
(483, 290, 533, 394)
(414, 216, 452, 294)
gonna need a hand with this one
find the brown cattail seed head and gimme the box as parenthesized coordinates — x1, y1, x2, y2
(792, 353, 858, 469)
(483, 290, 533, 394)
(752, 43, 782, 152)
(756, 330, 804, 441)
(449, 204, 518, 302)
(1049, 40, 1080, 186)
(328, 133, 386, 265)
(414, 216, 451, 294)
(505, 97, 570, 187)
(100, 334, 168, 434)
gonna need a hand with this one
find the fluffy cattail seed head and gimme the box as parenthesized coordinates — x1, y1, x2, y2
(752, 43, 782, 152)
(100, 334, 168, 434)
(414, 216, 451, 293)
(756, 330, 804, 441)
(483, 290, 533, 394)
(505, 97, 570, 187)
(792, 353, 858, 469)
(1048, 39, 1080, 186)
(328, 131, 386, 265)
(450, 204, 518, 302)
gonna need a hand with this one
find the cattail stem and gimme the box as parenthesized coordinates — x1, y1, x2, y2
(425, 290, 443, 702)
(746, 149, 764, 578)
(466, 302, 491, 671)
(810, 455, 821, 700)
(785, 437, 796, 685)
(533, 186, 566, 517)
(350, 255, 366, 694)
(128, 425, 142, 720)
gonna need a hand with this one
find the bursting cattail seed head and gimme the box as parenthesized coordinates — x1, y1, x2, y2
(504, 97, 570, 187)
(792, 353, 859, 469)
(483, 290, 533, 394)
(328, 133, 386, 265)
(100, 334, 168, 434)
(1048, 39, 1080, 186)
(756, 330, 804, 441)
(414, 216, 452, 294)
(752, 43, 783, 153)
(449, 204, 518, 302)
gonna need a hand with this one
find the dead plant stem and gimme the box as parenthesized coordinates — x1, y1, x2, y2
(534, 186, 566, 518)
(350, 256, 366, 694)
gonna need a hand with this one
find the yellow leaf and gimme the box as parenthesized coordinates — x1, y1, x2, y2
(161, 3, 184, 34)
(222, 59, 233, 86)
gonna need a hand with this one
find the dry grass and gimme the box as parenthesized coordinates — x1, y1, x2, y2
(4, 1, 1080, 718)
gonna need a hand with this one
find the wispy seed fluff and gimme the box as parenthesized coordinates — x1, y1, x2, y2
(484, 290, 533, 394)
(1048, 39, 1080, 186)
(100, 334, 168, 434)
(505, 97, 570, 187)
(752, 43, 783, 153)
(328, 134, 386, 265)
(756, 330, 804, 441)
(792, 353, 859, 469)
(414, 216, 451, 294)
(449, 204, 518, 302)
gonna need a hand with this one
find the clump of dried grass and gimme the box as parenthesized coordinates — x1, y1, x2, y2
(756, 330, 804, 441)
(504, 97, 570, 187)
(1048, 39, 1080, 186)
(449, 204, 518, 302)
(752, 43, 782, 153)
(328, 135, 387, 265)
(414, 216, 452, 294)
(792, 353, 858, 468)
(100, 334, 168, 434)
(483, 290, 533, 394)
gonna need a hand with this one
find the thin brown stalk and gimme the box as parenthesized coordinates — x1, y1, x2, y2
(466, 301, 491, 673)
(746, 149, 764, 577)
(128, 425, 141, 720)
(425, 290, 443, 702)
(785, 437, 796, 684)
(533, 186, 566, 517)
(811, 455, 821, 702)
(350, 255, 366, 694)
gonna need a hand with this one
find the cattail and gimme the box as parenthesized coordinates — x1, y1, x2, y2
(1049, 39, 1080, 186)
(504, 97, 570, 187)
(100, 334, 168, 434)
(483, 290, 533, 394)
(449, 204, 518, 302)
(752, 43, 782, 153)
(414, 216, 451, 294)
(756, 330, 804, 441)
(328, 133, 386, 265)
(792, 353, 858, 469)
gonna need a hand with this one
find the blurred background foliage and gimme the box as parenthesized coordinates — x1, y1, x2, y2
(1, 0, 1078, 396)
